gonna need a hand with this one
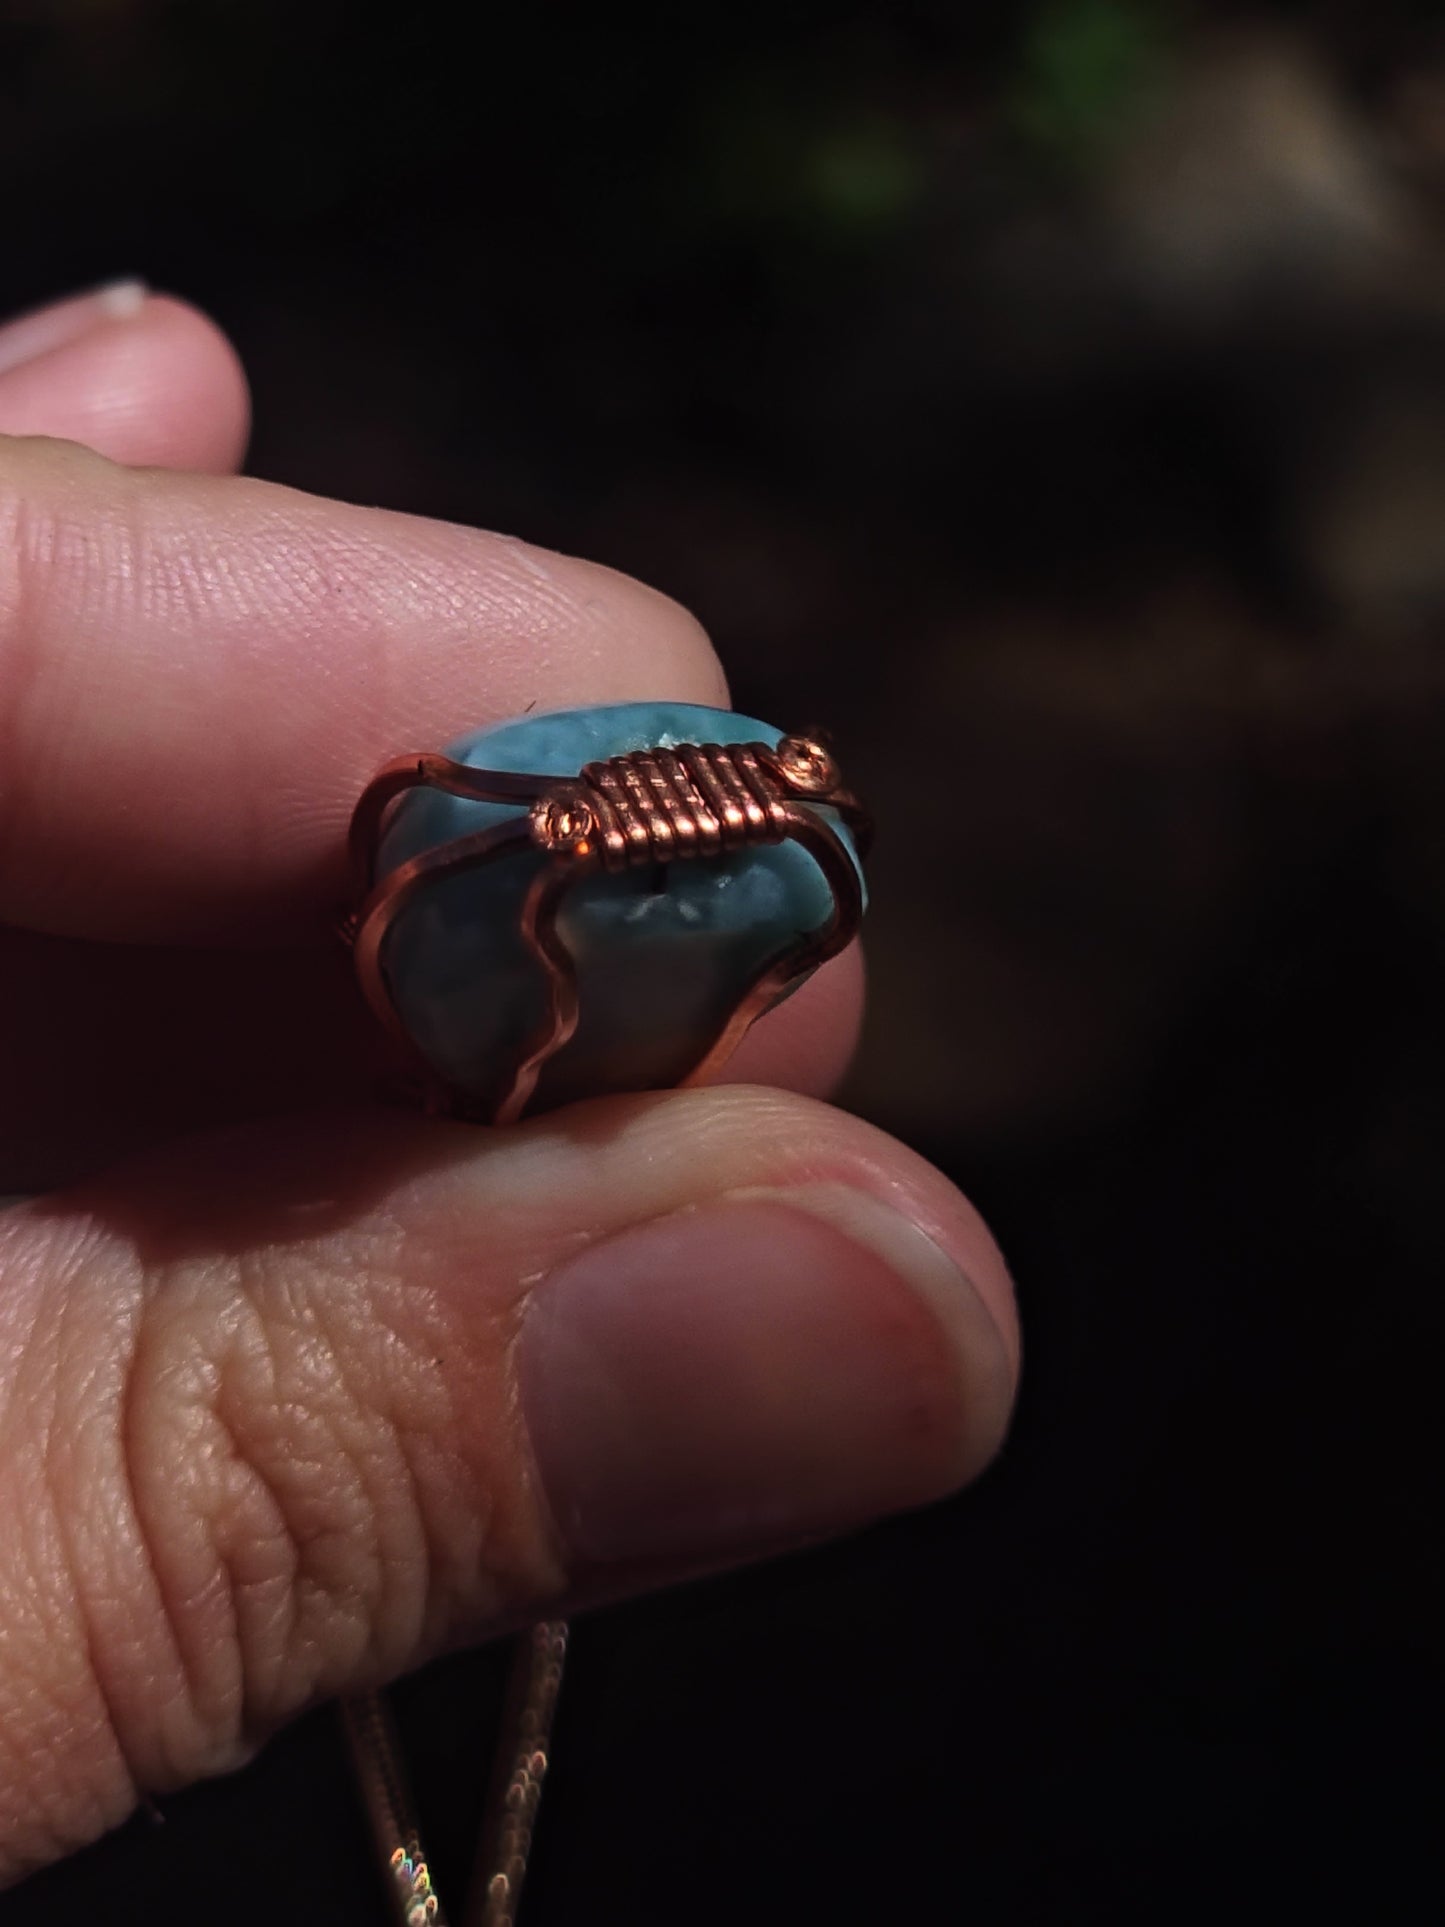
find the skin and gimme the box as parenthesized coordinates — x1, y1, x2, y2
(0, 284, 1020, 1884)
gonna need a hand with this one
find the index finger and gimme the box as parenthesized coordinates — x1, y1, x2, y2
(0, 437, 726, 941)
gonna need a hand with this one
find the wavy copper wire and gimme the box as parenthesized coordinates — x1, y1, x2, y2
(492, 863, 586, 1127)
(678, 802, 865, 1089)
(350, 818, 536, 1086)
(348, 752, 560, 899)
(340, 732, 870, 1927)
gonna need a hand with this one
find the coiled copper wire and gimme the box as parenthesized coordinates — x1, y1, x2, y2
(528, 737, 836, 870)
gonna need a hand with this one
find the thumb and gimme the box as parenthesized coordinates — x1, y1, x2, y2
(0, 1086, 1017, 1881)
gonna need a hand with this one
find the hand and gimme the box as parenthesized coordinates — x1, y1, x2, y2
(0, 284, 1019, 1882)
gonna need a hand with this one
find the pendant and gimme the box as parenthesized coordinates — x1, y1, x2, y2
(346, 701, 871, 1124)
(341, 700, 871, 1925)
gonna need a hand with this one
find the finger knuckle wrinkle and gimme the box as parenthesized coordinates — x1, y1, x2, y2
(124, 1250, 486, 1748)
(0, 1221, 141, 1870)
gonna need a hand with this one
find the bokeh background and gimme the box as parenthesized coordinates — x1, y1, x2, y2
(4, 2, 1442, 1922)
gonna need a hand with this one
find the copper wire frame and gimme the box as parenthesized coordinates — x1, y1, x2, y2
(341, 732, 873, 1125)
(338, 728, 870, 1927)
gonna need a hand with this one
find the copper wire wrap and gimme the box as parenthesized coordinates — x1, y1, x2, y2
(539, 740, 793, 868)
(339, 730, 870, 1927)
(345, 733, 870, 1123)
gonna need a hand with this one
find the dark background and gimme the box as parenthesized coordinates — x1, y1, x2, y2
(4, 2, 1442, 1922)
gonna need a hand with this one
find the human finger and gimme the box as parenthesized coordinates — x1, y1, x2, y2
(0, 284, 249, 472)
(0, 436, 729, 941)
(0, 1085, 1017, 1880)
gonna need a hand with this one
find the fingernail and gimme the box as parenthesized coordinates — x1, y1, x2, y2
(0, 279, 149, 376)
(518, 1184, 1015, 1567)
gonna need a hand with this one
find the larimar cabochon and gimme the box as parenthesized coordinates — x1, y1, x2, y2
(374, 701, 865, 1111)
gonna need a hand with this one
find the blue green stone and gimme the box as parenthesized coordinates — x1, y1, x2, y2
(377, 700, 864, 1109)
